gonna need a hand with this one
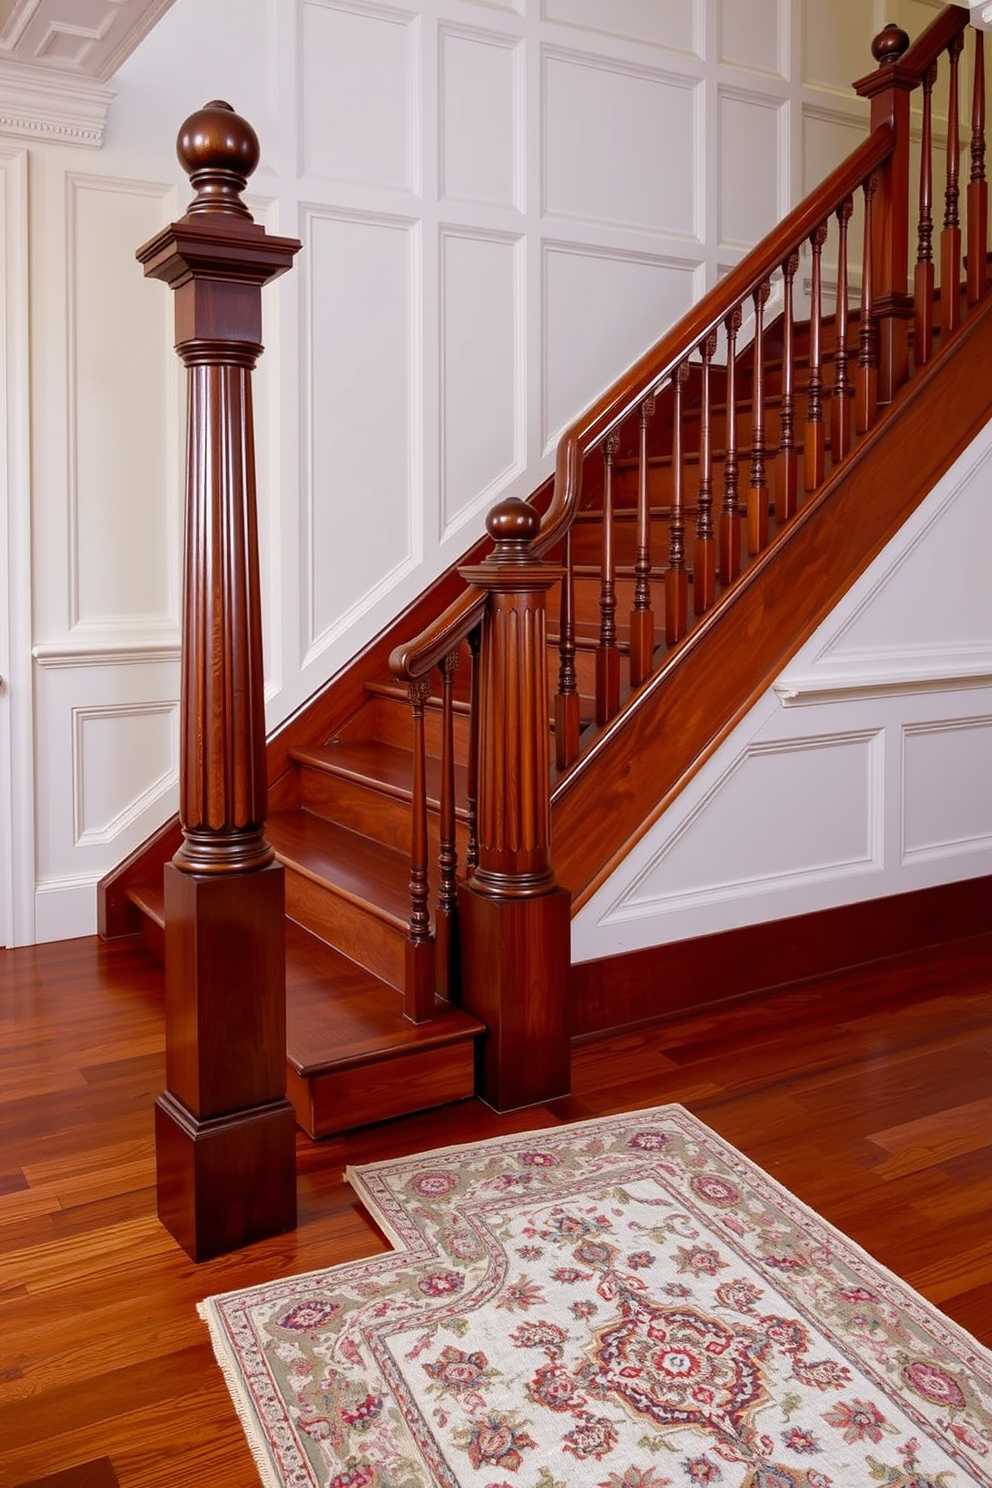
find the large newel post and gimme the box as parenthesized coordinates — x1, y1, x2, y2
(458, 499, 571, 1111)
(136, 102, 301, 1261)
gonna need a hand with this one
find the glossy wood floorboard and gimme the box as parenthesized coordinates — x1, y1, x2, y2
(1, 931, 990, 1487)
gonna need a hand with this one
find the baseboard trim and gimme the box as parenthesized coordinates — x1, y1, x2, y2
(569, 875, 992, 1040)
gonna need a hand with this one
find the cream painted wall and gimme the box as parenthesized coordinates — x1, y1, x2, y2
(1, 0, 967, 945)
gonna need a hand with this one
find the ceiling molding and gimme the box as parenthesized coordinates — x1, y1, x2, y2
(0, 0, 177, 147)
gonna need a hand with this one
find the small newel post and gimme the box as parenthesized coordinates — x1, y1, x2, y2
(458, 499, 571, 1111)
(854, 24, 913, 405)
(136, 103, 301, 1261)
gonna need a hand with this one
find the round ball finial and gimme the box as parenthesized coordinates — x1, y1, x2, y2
(177, 100, 260, 219)
(871, 23, 910, 67)
(486, 497, 541, 557)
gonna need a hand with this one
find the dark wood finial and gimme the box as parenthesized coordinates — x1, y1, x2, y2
(486, 497, 540, 559)
(177, 100, 260, 219)
(871, 23, 910, 67)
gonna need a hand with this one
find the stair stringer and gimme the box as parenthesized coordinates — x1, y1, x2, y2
(550, 291, 992, 914)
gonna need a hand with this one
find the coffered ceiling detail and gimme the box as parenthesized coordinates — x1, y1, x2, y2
(0, 0, 178, 146)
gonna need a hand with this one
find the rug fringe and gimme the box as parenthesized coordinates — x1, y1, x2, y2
(197, 1298, 297, 1488)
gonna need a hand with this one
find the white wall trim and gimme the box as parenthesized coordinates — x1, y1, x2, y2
(0, 144, 35, 946)
(0, 59, 115, 148)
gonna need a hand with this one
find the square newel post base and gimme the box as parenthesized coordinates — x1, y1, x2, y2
(458, 880, 571, 1111)
(155, 1091, 297, 1262)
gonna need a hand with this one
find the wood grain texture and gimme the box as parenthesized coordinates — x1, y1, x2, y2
(1, 930, 989, 1486)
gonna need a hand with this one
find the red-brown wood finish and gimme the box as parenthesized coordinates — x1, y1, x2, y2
(595, 432, 621, 724)
(629, 394, 656, 683)
(693, 343, 716, 611)
(777, 254, 798, 521)
(457, 500, 570, 1110)
(747, 281, 770, 554)
(915, 64, 937, 367)
(968, 30, 988, 304)
(804, 223, 827, 492)
(830, 197, 853, 463)
(135, 103, 301, 1258)
(942, 30, 965, 340)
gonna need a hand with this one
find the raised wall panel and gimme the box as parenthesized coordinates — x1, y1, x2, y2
(543, 50, 697, 234)
(719, 92, 783, 247)
(802, 0, 874, 93)
(817, 448, 992, 671)
(542, 243, 697, 447)
(439, 27, 520, 209)
(73, 702, 178, 846)
(304, 208, 418, 654)
(903, 718, 992, 861)
(802, 107, 869, 196)
(300, 0, 419, 191)
(718, 0, 783, 78)
(612, 732, 882, 916)
(440, 229, 522, 535)
(68, 175, 177, 633)
(541, 0, 699, 57)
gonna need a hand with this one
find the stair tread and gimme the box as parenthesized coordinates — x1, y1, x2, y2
(293, 737, 469, 807)
(124, 880, 482, 1078)
(267, 809, 412, 924)
(284, 921, 483, 1077)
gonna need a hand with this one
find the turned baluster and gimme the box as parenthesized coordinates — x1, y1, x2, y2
(777, 253, 799, 523)
(804, 223, 827, 492)
(719, 306, 743, 583)
(466, 625, 480, 869)
(629, 394, 656, 686)
(435, 648, 460, 1003)
(694, 335, 716, 612)
(857, 172, 878, 434)
(405, 678, 436, 1022)
(596, 431, 621, 725)
(554, 528, 579, 768)
(915, 64, 937, 366)
(831, 196, 854, 463)
(666, 363, 689, 645)
(968, 30, 988, 305)
(941, 31, 964, 339)
(748, 279, 770, 554)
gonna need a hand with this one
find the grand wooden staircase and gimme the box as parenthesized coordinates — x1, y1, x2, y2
(101, 10, 992, 1161)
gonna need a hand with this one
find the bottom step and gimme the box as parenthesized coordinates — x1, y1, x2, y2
(123, 881, 484, 1140)
(285, 921, 483, 1138)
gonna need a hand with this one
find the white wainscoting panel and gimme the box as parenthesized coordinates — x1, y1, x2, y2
(33, 655, 179, 943)
(541, 0, 701, 57)
(439, 25, 520, 209)
(718, 0, 785, 77)
(73, 701, 178, 846)
(300, 0, 421, 192)
(67, 174, 178, 635)
(303, 207, 420, 658)
(902, 717, 992, 862)
(542, 241, 698, 447)
(543, 50, 698, 236)
(611, 731, 882, 916)
(718, 90, 784, 247)
(440, 228, 523, 537)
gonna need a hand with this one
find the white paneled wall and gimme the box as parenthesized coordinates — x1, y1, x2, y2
(0, 0, 968, 944)
(571, 430, 992, 961)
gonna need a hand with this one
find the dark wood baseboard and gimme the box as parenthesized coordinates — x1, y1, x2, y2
(570, 875, 992, 1039)
(13, 1461, 121, 1488)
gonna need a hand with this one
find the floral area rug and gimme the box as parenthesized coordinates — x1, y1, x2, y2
(198, 1104, 992, 1487)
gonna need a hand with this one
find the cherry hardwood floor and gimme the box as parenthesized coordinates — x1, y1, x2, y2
(1, 930, 990, 1487)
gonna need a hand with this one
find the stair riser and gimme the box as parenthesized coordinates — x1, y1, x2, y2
(298, 765, 472, 864)
(287, 1044, 475, 1138)
(363, 694, 472, 766)
(283, 868, 406, 992)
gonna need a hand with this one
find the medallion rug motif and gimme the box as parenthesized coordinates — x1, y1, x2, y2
(199, 1105, 992, 1488)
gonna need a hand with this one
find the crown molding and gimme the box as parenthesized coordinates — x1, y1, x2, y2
(0, 58, 115, 147)
(0, 0, 178, 147)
